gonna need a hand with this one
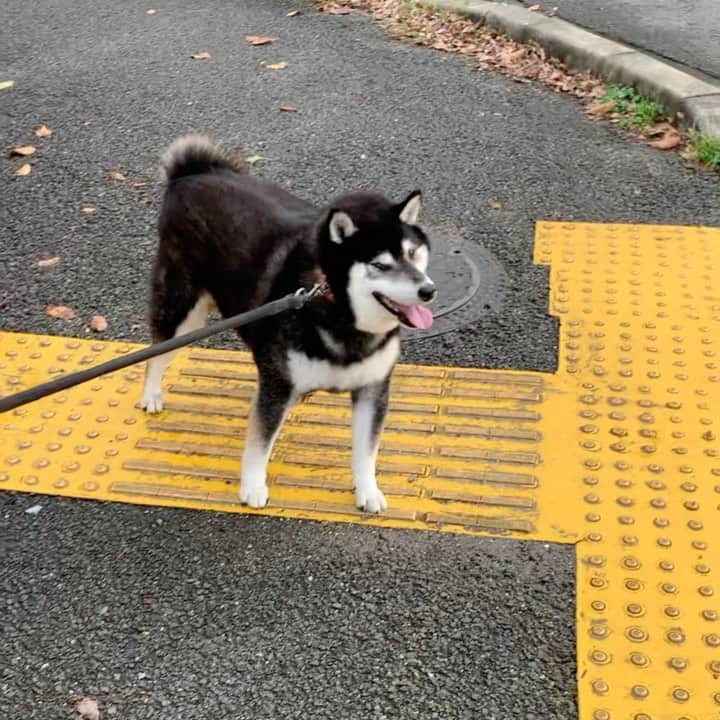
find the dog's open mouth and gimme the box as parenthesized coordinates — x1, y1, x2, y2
(373, 293, 434, 330)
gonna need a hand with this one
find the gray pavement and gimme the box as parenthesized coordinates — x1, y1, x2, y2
(2, 495, 576, 720)
(515, 0, 720, 80)
(1, 1, 719, 719)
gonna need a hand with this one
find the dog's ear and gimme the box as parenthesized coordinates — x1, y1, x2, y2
(396, 190, 422, 226)
(328, 210, 358, 244)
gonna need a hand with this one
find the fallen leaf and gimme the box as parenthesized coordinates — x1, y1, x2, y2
(279, 103, 297, 112)
(327, 6, 352, 13)
(587, 99, 616, 117)
(644, 122, 673, 138)
(287, 9, 302, 16)
(34, 125, 53, 138)
(109, 170, 126, 181)
(15, 164, 32, 176)
(0, 80, 14, 91)
(11, 145, 37, 156)
(146, 8, 156, 14)
(46, 305, 76, 320)
(245, 35, 275, 46)
(76, 697, 100, 720)
(648, 128, 683, 150)
(245, 155, 266, 165)
(264, 61, 288, 70)
(90, 315, 108, 332)
(528, 4, 540, 10)
(37, 256, 61, 268)
(191, 51, 212, 60)
(508, 47, 527, 62)
(488, 199, 503, 210)
(82, 206, 96, 214)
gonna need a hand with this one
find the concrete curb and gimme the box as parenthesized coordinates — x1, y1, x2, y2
(426, 0, 720, 136)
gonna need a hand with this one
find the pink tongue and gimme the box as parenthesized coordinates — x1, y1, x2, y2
(402, 304, 434, 330)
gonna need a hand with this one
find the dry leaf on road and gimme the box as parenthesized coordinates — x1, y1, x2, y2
(11, 145, 36, 156)
(528, 4, 540, 10)
(34, 125, 53, 138)
(245, 35, 275, 45)
(245, 155, 266, 165)
(587, 99, 616, 117)
(76, 697, 100, 720)
(90, 315, 108, 332)
(37, 256, 60, 268)
(191, 51, 212, 60)
(146, 8, 157, 14)
(648, 129, 683, 150)
(264, 61, 288, 70)
(82, 206, 96, 214)
(46, 305, 76, 320)
(109, 171, 126, 181)
(287, 9, 302, 16)
(15, 164, 32, 176)
(0, 80, 14, 91)
(279, 104, 297, 112)
(644, 122, 673, 138)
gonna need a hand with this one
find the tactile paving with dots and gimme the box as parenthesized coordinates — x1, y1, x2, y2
(535, 222, 720, 720)
(1, 221, 719, 720)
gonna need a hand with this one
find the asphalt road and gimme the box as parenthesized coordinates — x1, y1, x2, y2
(516, 0, 720, 80)
(2, 496, 576, 720)
(1, 1, 719, 719)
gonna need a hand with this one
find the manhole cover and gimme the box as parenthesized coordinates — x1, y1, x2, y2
(206, 225, 506, 348)
(402, 225, 507, 340)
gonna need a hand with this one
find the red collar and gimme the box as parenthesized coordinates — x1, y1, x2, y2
(315, 271, 335, 303)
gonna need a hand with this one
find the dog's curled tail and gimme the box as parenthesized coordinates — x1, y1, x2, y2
(160, 134, 247, 182)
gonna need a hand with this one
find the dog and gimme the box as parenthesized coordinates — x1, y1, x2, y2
(140, 135, 436, 513)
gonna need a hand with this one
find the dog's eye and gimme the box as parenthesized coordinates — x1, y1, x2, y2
(370, 261, 393, 272)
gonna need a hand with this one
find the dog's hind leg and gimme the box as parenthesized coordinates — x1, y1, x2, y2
(140, 291, 211, 413)
(351, 378, 391, 513)
(240, 375, 296, 508)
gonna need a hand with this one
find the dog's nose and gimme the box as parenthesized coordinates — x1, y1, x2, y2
(418, 282, 437, 302)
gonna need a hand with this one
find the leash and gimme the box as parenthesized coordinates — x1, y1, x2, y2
(0, 283, 327, 414)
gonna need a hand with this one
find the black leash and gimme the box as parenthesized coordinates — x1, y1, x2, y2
(0, 285, 325, 414)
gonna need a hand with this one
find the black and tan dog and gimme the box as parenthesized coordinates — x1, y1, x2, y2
(141, 135, 436, 513)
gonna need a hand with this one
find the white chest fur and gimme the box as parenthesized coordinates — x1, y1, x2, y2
(287, 336, 400, 393)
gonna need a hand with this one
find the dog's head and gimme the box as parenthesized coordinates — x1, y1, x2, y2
(319, 191, 436, 334)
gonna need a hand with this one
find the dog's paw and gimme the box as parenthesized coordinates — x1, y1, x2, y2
(140, 390, 164, 414)
(239, 483, 269, 509)
(355, 486, 387, 514)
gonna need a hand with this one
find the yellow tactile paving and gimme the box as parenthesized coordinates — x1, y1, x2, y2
(0, 334, 553, 537)
(535, 222, 720, 720)
(1, 221, 719, 720)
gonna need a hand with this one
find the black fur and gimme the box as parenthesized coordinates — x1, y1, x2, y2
(150, 139, 429, 380)
(145, 135, 435, 512)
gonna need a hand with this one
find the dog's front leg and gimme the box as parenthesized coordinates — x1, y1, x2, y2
(240, 379, 295, 508)
(351, 378, 390, 513)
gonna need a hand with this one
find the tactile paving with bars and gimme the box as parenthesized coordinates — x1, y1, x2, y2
(0, 336, 555, 538)
(1, 221, 719, 720)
